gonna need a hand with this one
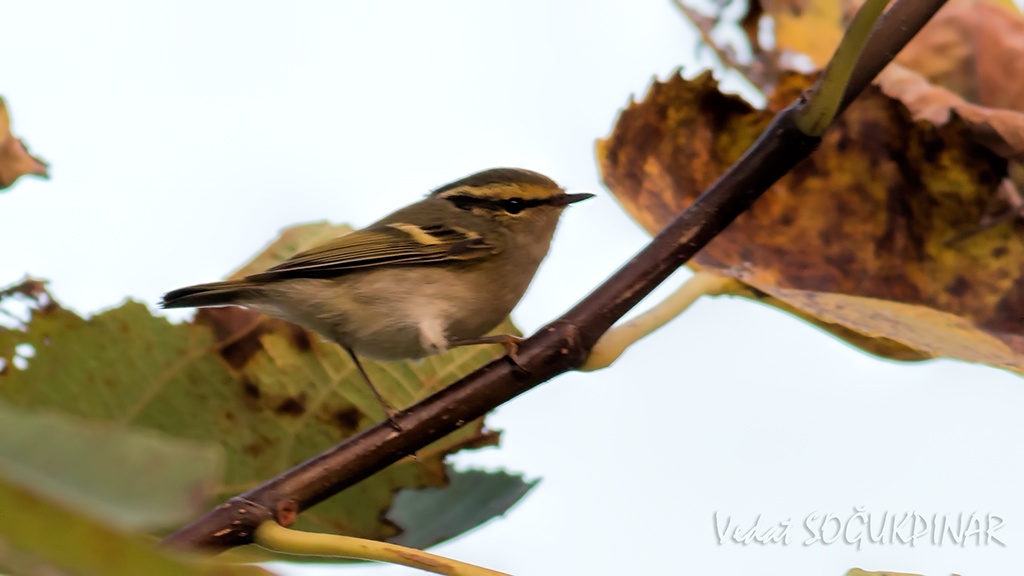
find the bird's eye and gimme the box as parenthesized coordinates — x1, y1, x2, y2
(502, 198, 525, 214)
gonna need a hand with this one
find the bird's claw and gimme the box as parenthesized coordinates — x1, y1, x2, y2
(501, 336, 529, 374)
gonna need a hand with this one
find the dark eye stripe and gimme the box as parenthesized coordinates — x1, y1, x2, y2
(445, 195, 549, 214)
(446, 195, 490, 212)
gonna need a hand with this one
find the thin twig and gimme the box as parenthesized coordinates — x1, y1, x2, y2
(579, 271, 740, 371)
(671, 0, 759, 90)
(253, 522, 509, 576)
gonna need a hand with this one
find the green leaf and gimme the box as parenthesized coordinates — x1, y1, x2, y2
(0, 473, 270, 576)
(0, 221, 518, 541)
(387, 466, 538, 550)
(221, 467, 536, 566)
(0, 400, 221, 531)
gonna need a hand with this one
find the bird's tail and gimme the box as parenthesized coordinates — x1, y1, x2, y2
(160, 280, 259, 309)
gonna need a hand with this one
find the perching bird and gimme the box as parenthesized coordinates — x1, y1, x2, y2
(161, 168, 593, 418)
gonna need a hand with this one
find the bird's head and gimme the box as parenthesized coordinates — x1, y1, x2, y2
(430, 168, 593, 231)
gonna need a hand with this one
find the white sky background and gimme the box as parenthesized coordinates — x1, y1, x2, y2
(3, 2, 1024, 575)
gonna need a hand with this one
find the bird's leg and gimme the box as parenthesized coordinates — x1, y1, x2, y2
(447, 334, 526, 371)
(343, 347, 401, 430)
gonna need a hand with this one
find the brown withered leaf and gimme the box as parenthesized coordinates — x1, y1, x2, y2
(889, 1, 1024, 229)
(597, 70, 1024, 374)
(896, 0, 1024, 111)
(876, 63, 1024, 164)
(0, 97, 48, 191)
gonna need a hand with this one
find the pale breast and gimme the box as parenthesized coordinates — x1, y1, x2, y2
(259, 265, 515, 361)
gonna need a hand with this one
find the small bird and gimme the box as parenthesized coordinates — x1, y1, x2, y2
(161, 168, 593, 419)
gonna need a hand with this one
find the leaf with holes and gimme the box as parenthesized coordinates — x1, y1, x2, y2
(0, 221, 517, 541)
(598, 69, 1024, 375)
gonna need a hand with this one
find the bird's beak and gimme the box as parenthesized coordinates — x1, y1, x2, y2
(552, 191, 596, 206)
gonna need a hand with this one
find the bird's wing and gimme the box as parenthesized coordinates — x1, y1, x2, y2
(245, 222, 499, 281)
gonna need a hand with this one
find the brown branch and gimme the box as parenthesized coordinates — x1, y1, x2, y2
(162, 0, 949, 552)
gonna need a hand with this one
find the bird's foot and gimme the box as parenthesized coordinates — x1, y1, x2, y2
(448, 334, 528, 373)
(384, 407, 403, 431)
